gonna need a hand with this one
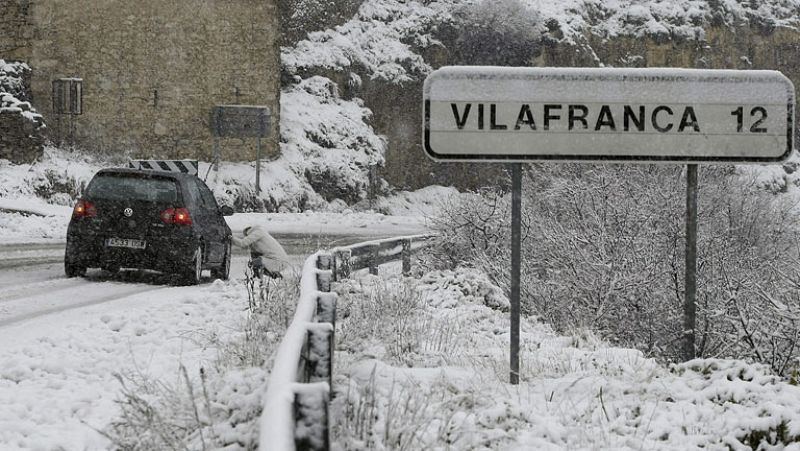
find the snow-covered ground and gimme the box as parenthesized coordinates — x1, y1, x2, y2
(331, 266, 800, 450)
(0, 146, 440, 450)
(0, 278, 250, 449)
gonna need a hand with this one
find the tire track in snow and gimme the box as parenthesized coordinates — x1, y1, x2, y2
(0, 277, 86, 303)
(0, 255, 63, 270)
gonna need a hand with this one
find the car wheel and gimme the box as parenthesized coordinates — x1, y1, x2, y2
(181, 245, 203, 285)
(211, 242, 231, 281)
(65, 260, 86, 278)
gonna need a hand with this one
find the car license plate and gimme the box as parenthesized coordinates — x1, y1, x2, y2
(106, 238, 146, 249)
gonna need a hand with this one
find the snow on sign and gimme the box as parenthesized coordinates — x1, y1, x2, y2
(423, 66, 795, 163)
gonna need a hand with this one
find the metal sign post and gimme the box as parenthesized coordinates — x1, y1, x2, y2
(210, 105, 271, 193)
(423, 66, 795, 383)
(684, 164, 698, 360)
(510, 164, 522, 384)
(256, 137, 262, 192)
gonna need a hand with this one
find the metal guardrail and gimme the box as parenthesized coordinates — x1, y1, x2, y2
(258, 234, 435, 451)
(331, 234, 436, 281)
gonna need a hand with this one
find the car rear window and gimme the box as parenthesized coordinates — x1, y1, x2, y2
(86, 174, 178, 203)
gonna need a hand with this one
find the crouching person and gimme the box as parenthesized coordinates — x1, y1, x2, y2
(232, 225, 289, 279)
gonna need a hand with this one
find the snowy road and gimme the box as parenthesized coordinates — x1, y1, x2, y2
(0, 233, 371, 328)
(0, 231, 388, 450)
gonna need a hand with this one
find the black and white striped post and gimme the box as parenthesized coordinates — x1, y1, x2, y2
(129, 159, 199, 175)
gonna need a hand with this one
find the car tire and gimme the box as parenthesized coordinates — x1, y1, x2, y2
(65, 260, 86, 278)
(211, 242, 231, 281)
(181, 245, 203, 285)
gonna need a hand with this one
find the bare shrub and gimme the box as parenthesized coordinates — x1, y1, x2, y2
(693, 168, 800, 373)
(335, 277, 430, 363)
(218, 271, 301, 369)
(333, 363, 513, 450)
(334, 367, 431, 450)
(427, 164, 800, 372)
(102, 367, 214, 450)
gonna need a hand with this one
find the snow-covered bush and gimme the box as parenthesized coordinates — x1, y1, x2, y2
(417, 267, 510, 311)
(692, 167, 800, 374)
(427, 164, 800, 372)
(335, 276, 428, 364)
(280, 76, 386, 205)
(334, 258, 800, 450)
(0, 146, 102, 205)
(671, 358, 800, 448)
(332, 269, 531, 449)
(0, 60, 43, 128)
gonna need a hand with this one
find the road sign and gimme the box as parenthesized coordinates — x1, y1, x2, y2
(423, 67, 795, 163)
(210, 105, 270, 138)
(209, 105, 271, 192)
(52, 78, 83, 115)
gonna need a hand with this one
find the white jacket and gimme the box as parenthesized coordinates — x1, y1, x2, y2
(232, 225, 289, 273)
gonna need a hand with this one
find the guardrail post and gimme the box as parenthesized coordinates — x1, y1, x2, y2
(369, 244, 379, 276)
(294, 382, 330, 451)
(333, 249, 351, 281)
(317, 253, 332, 271)
(316, 293, 336, 396)
(402, 238, 412, 276)
(317, 271, 331, 293)
(317, 293, 337, 324)
(306, 323, 334, 387)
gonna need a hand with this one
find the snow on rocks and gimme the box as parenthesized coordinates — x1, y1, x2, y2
(0, 60, 44, 129)
(284, 0, 800, 86)
(278, 76, 386, 205)
(282, 0, 456, 82)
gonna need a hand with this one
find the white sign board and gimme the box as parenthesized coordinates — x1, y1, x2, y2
(423, 67, 795, 163)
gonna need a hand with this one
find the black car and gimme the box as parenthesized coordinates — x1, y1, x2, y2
(65, 167, 233, 284)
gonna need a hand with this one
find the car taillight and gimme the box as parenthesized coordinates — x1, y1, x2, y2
(160, 207, 192, 225)
(72, 199, 96, 218)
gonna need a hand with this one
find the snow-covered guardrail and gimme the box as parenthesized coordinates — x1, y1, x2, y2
(331, 234, 436, 280)
(258, 234, 435, 451)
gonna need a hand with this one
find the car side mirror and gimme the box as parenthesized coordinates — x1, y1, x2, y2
(220, 206, 234, 216)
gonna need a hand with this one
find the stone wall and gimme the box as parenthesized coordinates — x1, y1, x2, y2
(0, 0, 33, 59)
(15, 0, 280, 161)
(0, 110, 43, 163)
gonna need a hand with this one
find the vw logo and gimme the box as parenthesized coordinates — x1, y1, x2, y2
(123, 208, 133, 217)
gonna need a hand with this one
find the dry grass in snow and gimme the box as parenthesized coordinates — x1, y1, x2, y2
(331, 265, 800, 450)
